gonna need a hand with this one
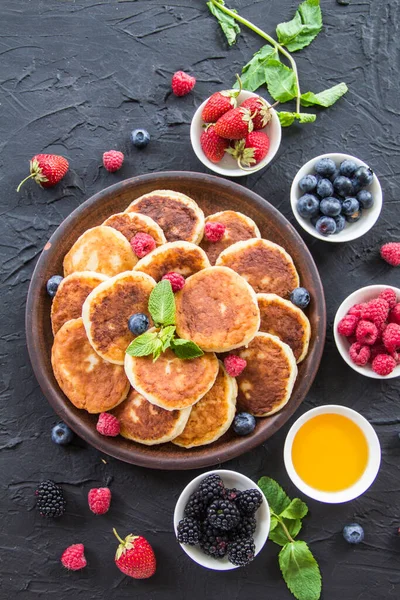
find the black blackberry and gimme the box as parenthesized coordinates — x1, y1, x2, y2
(177, 517, 200, 545)
(227, 537, 256, 567)
(35, 480, 66, 518)
(200, 523, 229, 559)
(229, 515, 256, 541)
(236, 489, 263, 516)
(207, 498, 241, 531)
(184, 491, 206, 520)
(224, 487, 242, 502)
(197, 474, 225, 505)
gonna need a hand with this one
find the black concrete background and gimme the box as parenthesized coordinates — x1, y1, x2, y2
(1, 1, 399, 598)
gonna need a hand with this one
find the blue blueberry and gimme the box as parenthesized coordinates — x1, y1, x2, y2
(339, 159, 358, 178)
(333, 176, 353, 197)
(46, 275, 63, 298)
(357, 190, 374, 209)
(297, 194, 320, 218)
(346, 208, 362, 223)
(315, 216, 336, 236)
(316, 178, 334, 198)
(299, 174, 318, 193)
(329, 168, 340, 183)
(131, 128, 150, 148)
(233, 412, 256, 436)
(128, 313, 150, 335)
(350, 177, 362, 195)
(354, 166, 374, 187)
(51, 422, 74, 446)
(320, 197, 342, 217)
(334, 214, 346, 233)
(341, 197, 360, 216)
(314, 157, 337, 177)
(343, 523, 364, 544)
(290, 287, 310, 309)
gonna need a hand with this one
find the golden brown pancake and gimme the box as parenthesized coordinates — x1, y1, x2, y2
(215, 238, 300, 298)
(257, 293, 311, 363)
(103, 212, 166, 248)
(134, 241, 210, 281)
(124, 348, 219, 411)
(125, 189, 204, 244)
(82, 271, 156, 365)
(63, 226, 135, 277)
(200, 210, 261, 265)
(235, 332, 297, 417)
(51, 318, 129, 413)
(175, 266, 260, 352)
(173, 362, 237, 448)
(113, 388, 191, 445)
(51, 271, 108, 335)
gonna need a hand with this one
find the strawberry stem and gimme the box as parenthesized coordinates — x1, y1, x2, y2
(113, 528, 125, 545)
(16, 172, 35, 192)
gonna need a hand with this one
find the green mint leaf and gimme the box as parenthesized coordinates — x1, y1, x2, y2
(126, 331, 159, 357)
(152, 338, 164, 362)
(207, 1, 240, 46)
(276, 0, 322, 52)
(264, 59, 298, 102)
(170, 338, 204, 359)
(277, 111, 316, 126)
(280, 498, 309, 520)
(269, 518, 302, 546)
(159, 325, 176, 352)
(300, 82, 348, 107)
(279, 541, 322, 600)
(148, 280, 175, 326)
(233, 45, 278, 92)
(258, 476, 291, 514)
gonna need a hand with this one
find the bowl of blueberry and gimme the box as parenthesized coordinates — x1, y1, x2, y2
(290, 153, 382, 242)
(174, 470, 270, 571)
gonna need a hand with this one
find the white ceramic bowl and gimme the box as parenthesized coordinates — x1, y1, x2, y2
(290, 153, 383, 242)
(284, 405, 381, 503)
(173, 469, 270, 571)
(333, 284, 400, 379)
(190, 90, 282, 177)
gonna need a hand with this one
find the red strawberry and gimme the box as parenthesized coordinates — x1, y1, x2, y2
(227, 131, 270, 169)
(200, 125, 229, 163)
(240, 97, 274, 130)
(17, 154, 69, 191)
(113, 529, 156, 579)
(214, 107, 254, 140)
(202, 89, 240, 123)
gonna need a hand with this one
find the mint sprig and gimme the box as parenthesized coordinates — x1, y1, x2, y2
(258, 476, 322, 600)
(126, 281, 203, 362)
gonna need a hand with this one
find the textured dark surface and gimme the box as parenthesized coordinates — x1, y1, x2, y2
(1, 1, 399, 598)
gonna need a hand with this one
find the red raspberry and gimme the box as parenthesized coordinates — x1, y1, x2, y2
(130, 232, 156, 258)
(337, 314, 358, 337)
(204, 222, 226, 242)
(356, 320, 378, 345)
(375, 322, 387, 342)
(103, 150, 124, 172)
(382, 323, 400, 352)
(96, 413, 120, 437)
(380, 242, 400, 267)
(361, 298, 389, 326)
(378, 288, 397, 309)
(61, 544, 87, 571)
(171, 70, 196, 96)
(388, 304, 400, 325)
(372, 354, 396, 376)
(224, 355, 247, 377)
(162, 272, 185, 292)
(88, 487, 112, 515)
(370, 343, 388, 362)
(349, 342, 370, 366)
(391, 350, 400, 364)
(348, 303, 367, 318)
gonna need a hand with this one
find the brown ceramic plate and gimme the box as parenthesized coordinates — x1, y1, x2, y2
(26, 171, 326, 470)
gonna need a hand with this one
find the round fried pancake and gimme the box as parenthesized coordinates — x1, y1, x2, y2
(113, 388, 191, 445)
(215, 238, 300, 298)
(124, 348, 219, 411)
(82, 271, 156, 365)
(51, 271, 108, 335)
(51, 318, 129, 413)
(134, 241, 210, 281)
(103, 212, 166, 249)
(257, 293, 311, 363)
(175, 266, 260, 352)
(173, 362, 237, 448)
(235, 332, 297, 417)
(63, 225, 135, 277)
(200, 210, 261, 266)
(125, 189, 204, 243)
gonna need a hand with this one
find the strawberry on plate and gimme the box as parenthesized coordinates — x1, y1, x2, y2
(227, 131, 270, 169)
(17, 154, 69, 191)
(202, 89, 241, 123)
(200, 124, 229, 163)
(214, 107, 254, 140)
(113, 528, 156, 579)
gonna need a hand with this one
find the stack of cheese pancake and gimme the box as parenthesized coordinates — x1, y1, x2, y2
(50, 189, 311, 448)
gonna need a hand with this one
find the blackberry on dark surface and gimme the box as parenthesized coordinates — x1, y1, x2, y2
(227, 537, 256, 566)
(197, 474, 225, 505)
(230, 515, 257, 541)
(184, 491, 206, 520)
(199, 523, 229, 559)
(207, 498, 241, 531)
(224, 488, 242, 502)
(236, 489, 263, 516)
(35, 480, 66, 518)
(177, 517, 200, 546)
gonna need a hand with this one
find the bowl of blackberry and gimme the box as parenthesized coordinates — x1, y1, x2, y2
(290, 153, 382, 242)
(174, 470, 270, 571)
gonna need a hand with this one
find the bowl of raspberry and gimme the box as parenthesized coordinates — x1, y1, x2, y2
(334, 285, 400, 379)
(190, 88, 281, 177)
(290, 153, 383, 242)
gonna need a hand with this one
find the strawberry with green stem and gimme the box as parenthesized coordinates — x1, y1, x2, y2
(113, 528, 156, 579)
(201, 75, 242, 122)
(17, 154, 69, 191)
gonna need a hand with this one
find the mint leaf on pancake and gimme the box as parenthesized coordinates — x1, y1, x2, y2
(276, 0, 322, 52)
(159, 325, 176, 351)
(207, 0, 240, 46)
(148, 280, 175, 326)
(300, 82, 348, 107)
(279, 541, 322, 600)
(280, 498, 309, 520)
(126, 331, 159, 357)
(170, 338, 204, 359)
(258, 476, 291, 514)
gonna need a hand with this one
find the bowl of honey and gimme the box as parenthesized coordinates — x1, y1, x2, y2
(284, 405, 381, 503)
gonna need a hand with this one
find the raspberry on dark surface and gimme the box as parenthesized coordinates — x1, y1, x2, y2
(88, 487, 111, 515)
(130, 232, 156, 258)
(356, 320, 378, 345)
(236, 489, 263, 516)
(35, 480, 66, 518)
(227, 537, 256, 567)
(224, 355, 247, 377)
(372, 354, 396, 376)
(380, 242, 400, 267)
(338, 314, 358, 337)
(61, 544, 87, 571)
(162, 272, 185, 292)
(177, 517, 200, 545)
(349, 342, 371, 366)
(103, 150, 124, 172)
(204, 222, 226, 242)
(207, 499, 241, 531)
(171, 70, 196, 96)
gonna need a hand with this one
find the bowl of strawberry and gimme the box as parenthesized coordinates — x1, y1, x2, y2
(334, 285, 400, 379)
(191, 85, 281, 177)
